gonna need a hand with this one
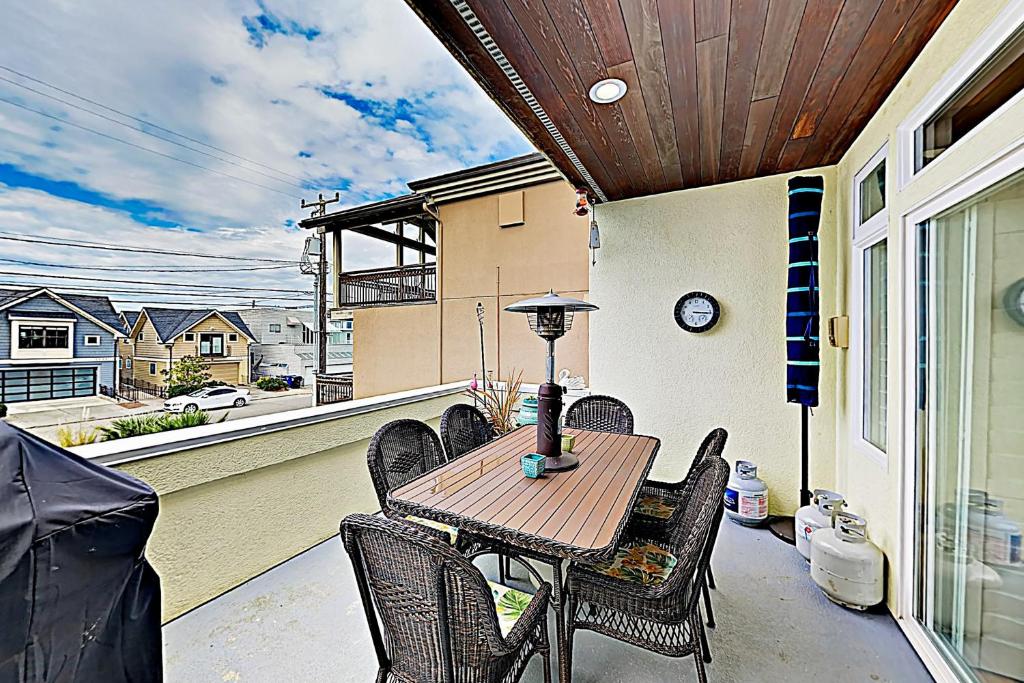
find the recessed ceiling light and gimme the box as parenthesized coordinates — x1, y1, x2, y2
(588, 78, 627, 104)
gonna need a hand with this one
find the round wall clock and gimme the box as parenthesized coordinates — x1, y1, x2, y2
(674, 291, 721, 333)
(1005, 278, 1024, 327)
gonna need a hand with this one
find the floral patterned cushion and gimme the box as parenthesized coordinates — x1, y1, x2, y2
(633, 494, 677, 520)
(487, 581, 533, 637)
(405, 515, 458, 545)
(592, 543, 678, 586)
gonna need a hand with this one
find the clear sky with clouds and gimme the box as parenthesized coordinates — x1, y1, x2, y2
(0, 0, 531, 310)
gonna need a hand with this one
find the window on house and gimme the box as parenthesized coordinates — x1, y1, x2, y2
(915, 25, 1024, 172)
(199, 333, 224, 356)
(149, 362, 156, 375)
(18, 326, 70, 349)
(138, 332, 145, 341)
(126, 358, 133, 369)
(118, 358, 123, 369)
(84, 335, 100, 346)
(228, 333, 238, 342)
(184, 333, 195, 342)
(853, 146, 889, 461)
(269, 323, 281, 333)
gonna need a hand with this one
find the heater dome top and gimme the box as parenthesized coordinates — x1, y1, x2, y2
(504, 290, 599, 314)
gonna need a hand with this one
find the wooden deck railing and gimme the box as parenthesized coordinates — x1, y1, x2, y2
(337, 264, 436, 307)
(316, 373, 353, 405)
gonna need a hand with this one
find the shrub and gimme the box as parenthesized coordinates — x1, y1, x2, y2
(164, 355, 213, 397)
(99, 410, 225, 440)
(57, 425, 99, 447)
(0, 403, 6, 419)
(465, 369, 523, 435)
(256, 376, 288, 391)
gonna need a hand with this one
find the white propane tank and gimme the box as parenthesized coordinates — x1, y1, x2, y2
(724, 460, 768, 527)
(795, 490, 845, 561)
(810, 512, 884, 610)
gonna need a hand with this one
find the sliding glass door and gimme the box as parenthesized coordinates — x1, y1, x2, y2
(915, 170, 1024, 681)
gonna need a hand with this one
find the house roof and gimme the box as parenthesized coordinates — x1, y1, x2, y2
(120, 310, 141, 330)
(136, 307, 256, 343)
(0, 287, 125, 335)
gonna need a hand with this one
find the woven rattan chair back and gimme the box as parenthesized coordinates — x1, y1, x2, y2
(440, 404, 493, 460)
(680, 427, 728, 497)
(367, 419, 448, 512)
(564, 394, 634, 434)
(341, 513, 543, 683)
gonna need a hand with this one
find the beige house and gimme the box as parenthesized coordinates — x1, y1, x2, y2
(303, 154, 591, 399)
(120, 307, 256, 387)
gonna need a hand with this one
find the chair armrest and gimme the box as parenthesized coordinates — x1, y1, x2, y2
(503, 581, 552, 650)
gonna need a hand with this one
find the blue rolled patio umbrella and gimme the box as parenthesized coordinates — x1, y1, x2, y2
(770, 175, 824, 544)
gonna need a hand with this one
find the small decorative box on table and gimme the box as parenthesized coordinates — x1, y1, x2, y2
(520, 452, 546, 478)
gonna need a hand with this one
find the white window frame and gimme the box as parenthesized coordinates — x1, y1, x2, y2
(896, 0, 1024, 190)
(9, 318, 74, 361)
(269, 323, 281, 333)
(84, 335, 101, 346)
(228, 333, 238, 342)
(126, 358, 133, 369)
(851, 144, 889, 468)
(184, 332, 195, 342)
(138, 332, 145, 341)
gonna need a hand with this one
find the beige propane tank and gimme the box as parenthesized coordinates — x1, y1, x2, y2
(810, 512, 884, 610)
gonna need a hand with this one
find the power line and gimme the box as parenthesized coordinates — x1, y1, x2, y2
(0, 270, 312, 293)
(0, 281, 308, 302)
(0, 233, 302, 264)
(108, 298, 313, 308)
(0, 74, 308, 192)
(0, 95, 303, 199)
(0, 256, 295, 272)
(0, 64, 312, 185)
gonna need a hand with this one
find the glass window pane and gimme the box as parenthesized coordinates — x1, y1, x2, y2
(915, 26, 1024, 172)
(863, 240, 888, 451)
(916, 170, 1024, 680)
(859, 159, 886, 224)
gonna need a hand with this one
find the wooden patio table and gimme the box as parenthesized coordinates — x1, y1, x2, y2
(388, 425, 661, 683)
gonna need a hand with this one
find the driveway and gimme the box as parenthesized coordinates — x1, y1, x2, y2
(4, 389, 314, 445)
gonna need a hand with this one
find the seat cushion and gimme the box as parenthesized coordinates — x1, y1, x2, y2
(592, 543, 678, 586)
(405, 515, 458, 545)
(487, 581, 533, 637)
(633, 494, 677, 520)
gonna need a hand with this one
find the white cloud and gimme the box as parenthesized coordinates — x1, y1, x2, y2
(0, 0, 530, 306)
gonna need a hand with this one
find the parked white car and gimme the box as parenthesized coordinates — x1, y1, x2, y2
(163, 386, 250, 413)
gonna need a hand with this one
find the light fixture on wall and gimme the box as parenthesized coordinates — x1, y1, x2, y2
(588, 78, 627, 104)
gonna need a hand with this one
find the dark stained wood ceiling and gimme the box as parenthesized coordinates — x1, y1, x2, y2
(406, 0, 958, 202)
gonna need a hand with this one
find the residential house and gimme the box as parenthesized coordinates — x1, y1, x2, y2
(121, 307, 255, 387)
(0, 287, 124, 404)
(233, 306, 353, 384)
(301, 154, 590, 399)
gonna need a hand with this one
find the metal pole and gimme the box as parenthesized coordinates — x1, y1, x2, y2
(546, 340, 556, 384)
(477, 302, 487, 388)
(318, 235, 327, 376)
(801, 405, 811, 507)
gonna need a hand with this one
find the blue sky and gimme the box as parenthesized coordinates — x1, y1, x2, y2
(0, 0, 531, 307)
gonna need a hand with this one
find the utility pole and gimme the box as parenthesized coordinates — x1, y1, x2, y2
(301, 192, 340, 389)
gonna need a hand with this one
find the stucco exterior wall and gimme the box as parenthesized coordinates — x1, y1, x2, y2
(352, 302, 440, 399)
(589, 168, 838, 516)
(104, 390, 466, 621)
(350, 179, 592, 398)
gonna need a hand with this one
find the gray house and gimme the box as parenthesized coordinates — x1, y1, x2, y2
(233, 307, 352, 384)
(0, 287, 124, 404)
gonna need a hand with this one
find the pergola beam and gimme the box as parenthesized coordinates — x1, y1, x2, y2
(349, 225, 436, 255)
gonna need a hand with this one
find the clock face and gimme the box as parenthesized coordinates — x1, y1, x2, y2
(674, 292, 721, 333)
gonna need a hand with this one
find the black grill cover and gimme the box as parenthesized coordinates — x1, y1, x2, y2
(0, 422, 162, 682)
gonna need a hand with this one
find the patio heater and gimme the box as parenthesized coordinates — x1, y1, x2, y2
(505, 291, 597, 471)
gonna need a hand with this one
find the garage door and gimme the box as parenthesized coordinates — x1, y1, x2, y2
(0, 367, 97, 403)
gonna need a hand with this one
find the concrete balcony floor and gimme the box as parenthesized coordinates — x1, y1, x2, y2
(163, 520, 930, 682)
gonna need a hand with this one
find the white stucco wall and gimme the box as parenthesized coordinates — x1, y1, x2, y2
(589, 167, 838, 515)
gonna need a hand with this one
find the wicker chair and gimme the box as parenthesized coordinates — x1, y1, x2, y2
(563, 394, 634, 434)
(630, 428, 728, 636)
(565, 455, 730, 683)
(367, 419, 465, 548)
(342, 513, 552, 683)
(440, 403, 493, 460)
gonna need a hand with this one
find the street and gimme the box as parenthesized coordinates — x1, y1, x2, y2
(4, 390, 315, 445)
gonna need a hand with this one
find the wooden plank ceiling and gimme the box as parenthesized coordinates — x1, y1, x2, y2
(406, 0, 958, 202)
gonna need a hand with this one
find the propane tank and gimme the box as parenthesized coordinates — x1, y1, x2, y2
(810, 511, 884, 610)
(795, 490, 845, 561)
(724, 460, 768, 527)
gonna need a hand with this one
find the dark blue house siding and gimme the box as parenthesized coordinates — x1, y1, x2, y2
(0, 292, 119, 403)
